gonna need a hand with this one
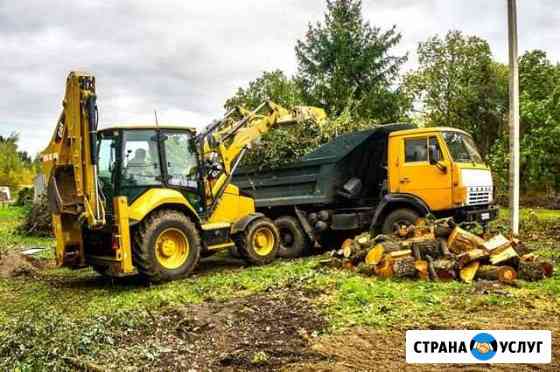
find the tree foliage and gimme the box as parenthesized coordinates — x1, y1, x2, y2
(404, 31, 508, 156)
(0, 133, 35, 188)
(295, 0, 408, 121)
(224, 70, 304, 112)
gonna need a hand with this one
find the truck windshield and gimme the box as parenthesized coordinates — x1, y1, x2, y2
(442, 131, 483, 163)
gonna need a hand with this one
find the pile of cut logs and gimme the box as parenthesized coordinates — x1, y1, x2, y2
(322, 218, 553, 283)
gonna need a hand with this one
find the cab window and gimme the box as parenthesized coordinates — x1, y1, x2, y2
(429, 136, 443, 162)
(163, 131, 198, 189)
(121, 130, 162, 186)
(405, 138, 428, 162)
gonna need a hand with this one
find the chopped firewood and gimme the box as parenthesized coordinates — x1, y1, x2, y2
(388, 249, 413, 259)
(378, 241, 403, 253)
(341, 239, 354, 258)
(393, 256, 417, 278)
(397, 224, 416, 238)
(425, 255, 439, 281)
(439, 238, 451, 257)
(448, 226, 486, 254)
(374, 257, 395, 278)
(489, 246, 519, 265)
(482, 234, 511, 252)
(342, 259, 354, 270)
(356, 234, 372, 248)
(432, 258, 456, 281)
(365, 244, 385, 265)
(434, 224, 453, 238)
(511, 238, 531, 256)
(355, 263, 374, 276)
(518, 259, 554, 281)
(456, 248, 488, 269)
(415, 260, 429, 280)
(350, 249, 370, 266)
(476, 265, 517, 284)
(460, 261, 480, 283)
(410, 239, 440, 260)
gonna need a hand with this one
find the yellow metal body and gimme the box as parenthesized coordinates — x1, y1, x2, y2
(388, 127, 491, 211)
(113, 196, 134, 274)
(252, 226, 275, 256)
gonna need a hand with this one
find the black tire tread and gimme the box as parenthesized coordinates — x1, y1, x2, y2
(234, 217, 279, 265)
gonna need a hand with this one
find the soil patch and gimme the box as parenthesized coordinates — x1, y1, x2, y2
(112, 286, 328, 371)
(0, 252, 51, 278)
(290, 310, 560, 371)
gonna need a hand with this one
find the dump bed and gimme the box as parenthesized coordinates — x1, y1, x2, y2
(233, 124, 414, 208)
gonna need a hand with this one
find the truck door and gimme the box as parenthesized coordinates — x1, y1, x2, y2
(396, 135, 452, 211)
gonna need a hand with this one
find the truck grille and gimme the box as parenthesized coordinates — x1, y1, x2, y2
(467, 186, 492, 205)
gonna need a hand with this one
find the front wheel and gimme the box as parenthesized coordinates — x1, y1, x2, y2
(133, 210, 201, 282)
(235, 217, 279, 265)
(381, 208, 420, 236)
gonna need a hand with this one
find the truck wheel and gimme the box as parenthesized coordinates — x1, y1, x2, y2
(381, 208, 420, 236)
(234, 217, 279, 265)
(275, 216, 308, 258)
(133, 210, 201, 282)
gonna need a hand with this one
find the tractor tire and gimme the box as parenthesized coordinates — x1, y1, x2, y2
(275, 216, 309, 258)
(381, 208, 420, 236)
(133, 210, 201, 282)
(234, 217, 279, 265)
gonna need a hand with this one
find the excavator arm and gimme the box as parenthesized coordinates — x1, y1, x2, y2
(42, 72, 105, 229)
(197, 101, 326, 212)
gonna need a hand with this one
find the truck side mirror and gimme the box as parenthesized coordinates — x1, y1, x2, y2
(429, 145, 440, 165)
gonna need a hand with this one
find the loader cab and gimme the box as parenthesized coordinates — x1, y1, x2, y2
(97, 125, 203, 216)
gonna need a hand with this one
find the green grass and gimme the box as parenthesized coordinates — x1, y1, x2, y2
(0, 205, 559, 370)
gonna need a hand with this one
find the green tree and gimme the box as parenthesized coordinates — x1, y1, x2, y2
(0, 133, 34, 187)
(405, 31, 508, 156)
(295, 0, 408, 121)
(224, 70, 303, 111)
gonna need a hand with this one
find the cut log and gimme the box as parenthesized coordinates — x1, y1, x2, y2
(388, 249, 413, 259)
(459, 261, 480, 283)
(351, 249, 370, 266)
(476, 265, 517, 284)
(356, 234, 372, 248)
(425, 255, 439, 281)
(456, 248, 488, 269)
(482, 234, 511, 253)
(355, 263, 374, 276)
(511, 238, 531, 256)
(393, 256, 417, 278)
(489, 246, 519, 265)
(448, 227, 485, 254)
(341, 239, 354, 258)
(316, 258, 343, 269)
(439, 238, 451, 257)
(342, 259, 354, 270)
(410, 239, 440, 260)
(415, 260, 429, 280)
(365, 244, 385, 265)
(518, 260, 554, 281)
(374, 257, 395, 278)
(432, 258, 456, 281)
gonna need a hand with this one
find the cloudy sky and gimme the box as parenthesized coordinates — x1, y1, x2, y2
(1, 0, 558, 155)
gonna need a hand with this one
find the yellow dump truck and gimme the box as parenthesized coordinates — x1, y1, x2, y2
(41, 71, 326, 281)
(234, 124, 498, 257)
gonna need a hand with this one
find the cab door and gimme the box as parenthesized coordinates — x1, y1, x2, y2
(395, 134, 452, 211)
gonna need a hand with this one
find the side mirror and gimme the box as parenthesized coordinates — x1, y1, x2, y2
(429, 145, 440, 165)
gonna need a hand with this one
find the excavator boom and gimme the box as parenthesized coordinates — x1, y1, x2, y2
(42, 72, 105, 229)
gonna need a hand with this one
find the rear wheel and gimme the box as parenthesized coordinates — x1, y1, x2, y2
(235, 217, 279, 265)
(381, 208, 420, 236)
(133, 210, 201, 282)
(275, 216, 309, 258)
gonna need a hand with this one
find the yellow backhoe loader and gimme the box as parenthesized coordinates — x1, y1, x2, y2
(42, 71, 326, 281)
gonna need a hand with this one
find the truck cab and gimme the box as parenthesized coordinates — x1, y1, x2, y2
(386, 127, 496, 226)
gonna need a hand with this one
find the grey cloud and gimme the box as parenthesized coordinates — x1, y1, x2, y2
(0, 0, 558, 155)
